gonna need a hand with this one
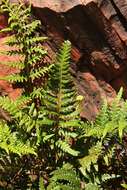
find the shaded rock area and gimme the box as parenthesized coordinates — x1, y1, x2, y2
(1, 0, 127, 120)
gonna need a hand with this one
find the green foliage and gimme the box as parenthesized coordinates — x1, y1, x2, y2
(0, 120, 35, 155)
(78, 88, 127, 189)
(79, 142, 102, 175)
(39, 177, 45, 190)
(85, 87, 127, 140)
(121, 184, 127, 189)
(0, 0, 51, 97)
(38, 41, 81, 157)
(0, 1, 79, 188)
(47, 164, 81, 190)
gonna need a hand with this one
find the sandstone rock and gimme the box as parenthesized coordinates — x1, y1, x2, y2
(0, 37, 21, 100)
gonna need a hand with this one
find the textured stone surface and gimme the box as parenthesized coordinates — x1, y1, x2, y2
(0, 37, 21, 100)
(10, 0, 97, 12)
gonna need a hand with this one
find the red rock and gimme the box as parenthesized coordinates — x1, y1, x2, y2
(0, 37, 21, 100)
(10, 0, 96, 12)
(111, 73, 127, 98)
(74, 68, 116, 120)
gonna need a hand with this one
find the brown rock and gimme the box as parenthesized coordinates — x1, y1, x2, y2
(10, 0, 96, 12)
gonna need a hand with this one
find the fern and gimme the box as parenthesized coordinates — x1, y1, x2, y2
(78, 88, 127, 189)
(79, 142, 102, 175)
(84, 88, 127, 140)
(47, 164, 81, 190)
(0, 121, 36, 155)
(0, 0, 51, 98)
(36, 41, 82, 157)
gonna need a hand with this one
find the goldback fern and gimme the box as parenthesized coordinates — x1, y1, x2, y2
(38, 164, 81, 190)
(78, 88, 127, 189)
(0, 1, 51, 188)
(0, 0, 45, 159)
(0, 0, 52, 98)
(39, 41, 82, 158)
(0, 0, 52, 149)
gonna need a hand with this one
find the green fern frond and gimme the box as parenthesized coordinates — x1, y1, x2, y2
(23, 20, 41, 35)
(30, 65, 52, 81)
(31, 87, 44, 99)
(85, 88, 127, 140)
(95, 100, 109, 127)
(0, 121, 36, 155)
(0, 74, 27, 83)
(26, 36, 48, 45)
(6, 49, 24, 55)
(37, 41, 82, 157)
(0, 0, 50, 98)
(79, 142, 102, 175)
(59, 120, 81, 128)
(56, 140, 79, 156)
(0, 61, 25, 70)
(0, 96, 19, 117)
(27, 46, 47, 55)
(47, 164, 81, 190)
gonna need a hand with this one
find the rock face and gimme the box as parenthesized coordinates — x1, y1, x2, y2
(1, 0, 127, 120)
(0, 14, 21, 100)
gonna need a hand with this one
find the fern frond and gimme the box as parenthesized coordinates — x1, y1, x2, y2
(79, 142, 102, 175)
(0, 0, 49, 98)
(56, 140, 79, 156)
(0, 60, 25, 69)
(30, 65, 52, 81)
(0, 121, 36, 155)
(0, 74, 27, 83)
(23, 20, 41, 35)
(31, 87, 44, 99)
(0, 96, 19, 116)
(26, 36, 48, 45)
(47, 164, 81, 190)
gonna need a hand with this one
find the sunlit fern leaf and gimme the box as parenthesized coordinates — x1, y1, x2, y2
(0, 74, 27, 83)
(39, 41, 82, 156)
(30, 65, 52, 81)
(0, 0, 50, 98)
(31, 87, 44, 99)
(0, 96, 19, 116)
(56, 140, 79, 156)
(0, 61, 25, 70)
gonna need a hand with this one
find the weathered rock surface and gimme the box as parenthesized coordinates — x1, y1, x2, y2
(1, 0, 127, 120)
